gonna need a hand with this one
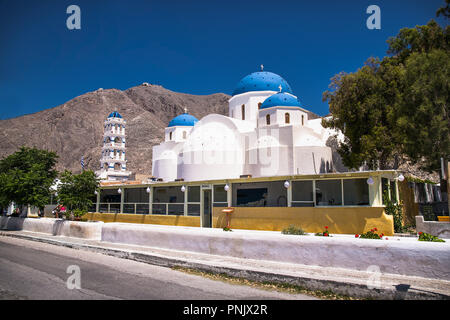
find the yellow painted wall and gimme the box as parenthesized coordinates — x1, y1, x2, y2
(213, 206, 394, 236)
(84, 213, 200, 227)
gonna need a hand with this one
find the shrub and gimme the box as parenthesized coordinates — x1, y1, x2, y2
(418, 232, 445, 242)
(356, 228, 384, 239)
(282, 225, 306, 235)
(383, 190, 404, 233)
(73, 209, 87, 220)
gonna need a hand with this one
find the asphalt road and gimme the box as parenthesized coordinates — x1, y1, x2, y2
(0, 236, 315, 300)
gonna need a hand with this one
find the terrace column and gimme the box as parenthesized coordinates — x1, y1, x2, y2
(96, 191, 100, 212)
(227, 184, 232, 207)
(120, 188, 124, 213)
(149, 186, 153, 214)
(287, 182, 292, 207)
(184, 187, 188, 216)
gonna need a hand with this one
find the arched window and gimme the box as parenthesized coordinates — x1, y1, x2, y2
(241, 104, 245, 120)
(114, 163, 121, 171)
(258, 102, 262, 109)
(169, 132, 173, 140)
(301, 115, 304, 126)
(285, 113, 290, 124)
(183, 131, 187, 139)
(266, 114, 270, 125)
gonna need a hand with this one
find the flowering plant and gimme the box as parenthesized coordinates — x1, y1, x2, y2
(356, 228, 384, 239)
(418, 232, 445, 242)
(315, 226, 330, 237)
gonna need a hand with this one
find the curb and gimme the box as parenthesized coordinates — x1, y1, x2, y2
(1, 231, 448, 300)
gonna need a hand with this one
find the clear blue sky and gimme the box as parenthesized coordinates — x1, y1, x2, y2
(0, 0, 446, 119)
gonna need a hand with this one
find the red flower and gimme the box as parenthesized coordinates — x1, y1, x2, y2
(355, 234, 359, 238)
(385, 237, 389, 240)
(419, 232, 423, 235)
(373, 228, 377, 231)
(325, 226, 328, 229)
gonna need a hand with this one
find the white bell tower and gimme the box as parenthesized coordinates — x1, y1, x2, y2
(96, 111, 132, 181)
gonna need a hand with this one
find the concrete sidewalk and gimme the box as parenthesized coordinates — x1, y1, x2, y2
(0, 229, 449, 300)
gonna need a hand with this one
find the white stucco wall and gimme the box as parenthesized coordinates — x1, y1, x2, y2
(178, 115, 248, 181)
(229, 91, 276, 124)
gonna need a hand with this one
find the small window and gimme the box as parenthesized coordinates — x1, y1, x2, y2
(169, 132, 172, 140)
(285, 113, 290, 124)
(258, 102, 262, 109)
(316, 180, 342, 206)
(188, 186, 200, 202)
(343, 179, 369, 205)
(301, 115, 304, 126)
(266, 114, 270, 125)
(241, 104, 245, 120)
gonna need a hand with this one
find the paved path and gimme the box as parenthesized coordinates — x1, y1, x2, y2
(0, 236, 316, 300)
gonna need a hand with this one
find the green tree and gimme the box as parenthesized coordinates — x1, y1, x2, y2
(436, 0, 450, 18)
(57, 170, 99, 214)
(0, 146, 58, 210)
(395, 49, 450, 172)
(323, 16, 449, 173)
(322, 58, 403, 170)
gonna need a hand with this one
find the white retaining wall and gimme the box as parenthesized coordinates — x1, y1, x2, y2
(416, 216, 450, 238)
(0, 217, 103, 240)
(101, 223, 450, 280)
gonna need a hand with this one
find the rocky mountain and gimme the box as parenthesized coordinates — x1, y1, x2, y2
(0, 84, 229, 176)
(0, 84, 320, 177)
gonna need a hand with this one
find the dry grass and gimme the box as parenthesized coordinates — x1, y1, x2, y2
(172, 266, 363, 300)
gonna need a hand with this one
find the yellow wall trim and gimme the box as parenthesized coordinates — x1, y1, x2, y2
(85, 212, 201, 227)
(213, 206, 394, 236)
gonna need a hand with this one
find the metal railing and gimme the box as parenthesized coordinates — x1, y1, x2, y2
(98, 203, 120, 213)
(153, 203, 184, 215)
(123, 203, 150, 214)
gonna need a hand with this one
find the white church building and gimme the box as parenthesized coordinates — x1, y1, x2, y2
(152, 69, 337, 182)
(93, 69, 400, 236)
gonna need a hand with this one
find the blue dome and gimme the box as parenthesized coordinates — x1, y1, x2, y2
(108, 111, 122, 118)
(168, 113, 199, 127)
(260, 92, 302, 109)
(232, 71, 293, 96)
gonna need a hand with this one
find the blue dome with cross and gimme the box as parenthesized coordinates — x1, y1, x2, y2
(168, 112, 199, 127)
(260, 92, 302, 109)
(232, 71, 293, 96)
(108, 111, 122, 118)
